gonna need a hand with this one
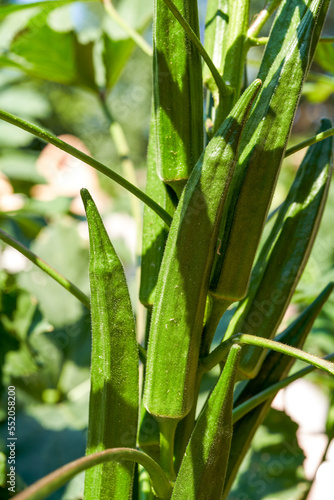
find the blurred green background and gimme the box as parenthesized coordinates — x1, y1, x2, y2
(0, 1, 333, 498)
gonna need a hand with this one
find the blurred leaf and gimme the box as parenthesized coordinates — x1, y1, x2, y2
(0, 151, 45, 184)
(0, 8, 97, 90)
(326, 392, 334, 440)
(0, 452, 5, 488)
(0, 86, 50, 119)
(303, 74, 334, 103)
(0, 408, 86, 500)
(0, 8, 39, 51)
(229, 409, 309, 500)
(0, 289, 61, 395)
(102, 34, 135, 91)
(314, 42, 334, 74)
(0, 1, 96, 20)
(22, 197, 73, 217)
(10, 22, 80, 85)
(18, 219, 89, 326)
(0, 121, 33, 147)
(0, 0, 153, 92)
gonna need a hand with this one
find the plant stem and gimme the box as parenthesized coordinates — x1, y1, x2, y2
(285, 126, 334, 157)
(200, 334, 334, 376)
(0, 229, 90, 309)
(161, 0, 232, 99)
(247, 0, 283, 39)
(159, 419, 178, 481)
(174, 366, 204, 472)
(12, 448, 172, 500)
(0, 108, 172, 227)
(232, 352, 334, 423)
(248, 36, 334, 46)
(248, 36, 269, 46)
(102, 0, 153, 57)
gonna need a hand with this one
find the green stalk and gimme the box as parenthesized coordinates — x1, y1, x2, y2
(233, 352, 334, 423)
(0, 108, 172, 227)
(159, 419, 178, 481)
(247, 0, 283, 39)
(201, 333, 334, 376)
(102, 0, 152, 57)
(249, 36, 334, 46)
(285, 126, 334, 157)
(12, 448, 172, 500)
(161, 0, 231, 99)
(0, 229, 90, 308)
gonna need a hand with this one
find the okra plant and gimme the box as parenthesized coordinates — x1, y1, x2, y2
(1, 0, 334, 499)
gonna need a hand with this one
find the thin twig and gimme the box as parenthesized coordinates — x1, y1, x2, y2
(0, 108, 172, 227)
(0, 229, 90, 309)
(103, 0, 152, 57)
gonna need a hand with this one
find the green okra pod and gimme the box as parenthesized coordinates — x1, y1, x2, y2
(203, 0, 250, 125)
(171, 344, 242, 500)
(81, 189, 139, 500)
(203, 0, 229, 102)
(153, 0, 203, 196)
(209, 0, 331, 305)
(143, 79, 261, 421)
(223, 118, 333, 379)
(215, 0, 250, 125)
(222, 282, 334, 499)
(140, 112, 176, 309)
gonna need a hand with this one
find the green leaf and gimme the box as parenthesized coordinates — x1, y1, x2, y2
(102, 34, 136, 91)
(7, 13, 97, 91)
(229, 409, 308, 500)
(0, 1, 97, 21)
(314, 41, 334, 74)
(18, 219, 89, 326)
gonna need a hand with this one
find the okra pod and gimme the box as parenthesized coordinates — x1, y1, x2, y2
(215, 0, 250, 124)
(153, 0, 203, 196)
(222, 282, 334, 499)
(224, 118, 333, 379)
(144, 79, 261, 420)
(203, 0, 229, 102)
(81, 189, 139, 500)
(209, 0, 331, 304)
(204, 0, 250, 124)
(140, 112, 176, 309)
(171, 345, 242, 500)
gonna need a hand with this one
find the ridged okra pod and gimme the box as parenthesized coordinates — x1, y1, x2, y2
(203, 0, 250, 124)
(209, 0, 331, 304)
(222, 283, 334, 499)
(224, 118, 333, 379)
(143, 79, 261, 421)
(81, 189, 139, 500)
(203, 0, 229, 102)
(153, 0, 203, 196)
(140, 112, 175, 309)
(171, 345, 242, 500)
